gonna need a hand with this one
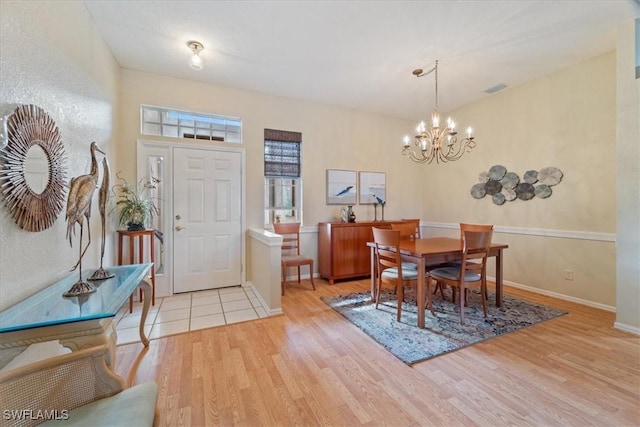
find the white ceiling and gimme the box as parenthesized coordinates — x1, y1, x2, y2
(84, 0, 639, 121)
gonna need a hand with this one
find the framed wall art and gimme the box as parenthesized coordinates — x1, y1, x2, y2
(359, 171, 386, 204)
(326, 169, 357, 205)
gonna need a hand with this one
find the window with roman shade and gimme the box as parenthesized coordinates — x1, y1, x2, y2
(264, 129, 302, 225)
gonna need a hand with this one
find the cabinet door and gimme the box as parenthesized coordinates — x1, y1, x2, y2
(353, 225, 374, 276)
(331, 226, 358, 277)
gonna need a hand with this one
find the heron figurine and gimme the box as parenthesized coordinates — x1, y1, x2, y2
(88, 155, 114, 281)
(63, 141, 105, 297)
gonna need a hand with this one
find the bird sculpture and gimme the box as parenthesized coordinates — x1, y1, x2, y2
(334, 185, 353, 197)
(88, 155, 114, 281)
(63, 141, 105, 297)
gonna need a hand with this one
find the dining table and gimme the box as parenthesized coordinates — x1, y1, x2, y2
(367, 237, 509, 329)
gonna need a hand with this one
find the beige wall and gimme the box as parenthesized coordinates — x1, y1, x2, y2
(0, 1, 120, 310)
(421, 52, 617, 309)
(423, 52, 616, 232)
(118, 69, 424, 230)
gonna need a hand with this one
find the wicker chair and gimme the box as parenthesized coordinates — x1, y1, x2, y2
(0, 344, 157, 427)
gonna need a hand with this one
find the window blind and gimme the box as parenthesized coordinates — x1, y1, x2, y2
(264, 129, 301, 178)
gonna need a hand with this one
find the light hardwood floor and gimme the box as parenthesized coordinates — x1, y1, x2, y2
(115, 278, 640, 426)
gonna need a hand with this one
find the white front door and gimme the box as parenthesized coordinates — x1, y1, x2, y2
(172, 147, 242, 293)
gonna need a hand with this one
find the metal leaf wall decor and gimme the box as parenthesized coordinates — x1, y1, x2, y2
(0, 105, 67, 231)
(470, 165, 563, 205)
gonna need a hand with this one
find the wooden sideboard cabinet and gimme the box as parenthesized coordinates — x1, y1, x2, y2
(318, 221, 401, 284)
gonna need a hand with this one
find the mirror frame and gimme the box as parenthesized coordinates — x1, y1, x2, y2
(0, 105, 67, 232)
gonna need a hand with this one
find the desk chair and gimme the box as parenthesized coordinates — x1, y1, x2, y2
(273, 222, 315, 295)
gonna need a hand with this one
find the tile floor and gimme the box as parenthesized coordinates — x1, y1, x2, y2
(114, 286, 270, 345)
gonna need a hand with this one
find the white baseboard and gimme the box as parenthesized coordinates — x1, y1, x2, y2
(612, 322, 640, 335)
(243, 282, 283, 316)
(489, 275, 616, 312)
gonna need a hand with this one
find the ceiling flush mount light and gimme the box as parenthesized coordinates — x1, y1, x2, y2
(402, 60, 476, 164)
(187, 41, 204, 70)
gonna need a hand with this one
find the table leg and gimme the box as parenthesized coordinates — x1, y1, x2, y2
(417, 257, 426, 329)
(496, 249, 504, 307)
(128, 236, 135, 313)
(369, 246, 376, 300)
(138, 279, 151, 347)
(138, 235, 144, 302)
(150, 233, 155, 306)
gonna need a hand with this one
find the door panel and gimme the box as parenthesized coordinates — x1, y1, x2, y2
(173, 147, 242, 293)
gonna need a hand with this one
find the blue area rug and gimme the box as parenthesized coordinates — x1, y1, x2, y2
(321, 288, 567, 365)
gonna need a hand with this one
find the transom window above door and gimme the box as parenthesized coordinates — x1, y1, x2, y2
(141, 105, 242, 143)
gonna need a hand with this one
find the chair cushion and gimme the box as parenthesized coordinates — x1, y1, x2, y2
(40, 382, 158, 427)
(430, 267, 481, 282)
(401, 262, 419, 270)
(282, 254, 312, 264)
(381, 267, 419, 280)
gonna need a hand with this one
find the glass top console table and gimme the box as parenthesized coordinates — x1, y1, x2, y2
(0, 263, 153, 369)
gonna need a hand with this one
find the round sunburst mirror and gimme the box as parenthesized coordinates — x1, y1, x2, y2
(0, 104, 67, 231)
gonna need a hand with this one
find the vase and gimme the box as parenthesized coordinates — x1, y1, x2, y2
(339, 208, 347, 222)
(347, 205, 356, 223)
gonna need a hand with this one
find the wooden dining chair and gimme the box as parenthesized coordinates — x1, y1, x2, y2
(273, 222, 315, 295)
(429, 227, 493, 323)
(394, 219, 452, 299)
(391, 221, 421, 270)
(430, 223, 494, 301)
(372, 227, 433, 321)
(453, 223, 494, 300)
(399, 219, 421, 238)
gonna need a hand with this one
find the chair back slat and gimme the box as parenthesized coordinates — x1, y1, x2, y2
(273, 222, 301, 256)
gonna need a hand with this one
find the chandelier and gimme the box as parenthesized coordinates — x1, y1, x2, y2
(402, 60, 476, 164)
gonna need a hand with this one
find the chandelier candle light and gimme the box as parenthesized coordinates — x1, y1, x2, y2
(402, 60, 476, 164)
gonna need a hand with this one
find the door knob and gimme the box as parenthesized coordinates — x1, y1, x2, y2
(175, 226, 186, 231)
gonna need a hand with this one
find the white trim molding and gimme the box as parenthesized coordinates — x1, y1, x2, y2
(423, 221, 615, 242)
(249, 228, 283, 247)
(613, 322, 640, 336)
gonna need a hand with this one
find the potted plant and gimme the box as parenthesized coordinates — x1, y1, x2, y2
(112, 173, 159, 231)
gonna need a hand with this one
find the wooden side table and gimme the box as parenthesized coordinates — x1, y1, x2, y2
(117, 229, 156, 312)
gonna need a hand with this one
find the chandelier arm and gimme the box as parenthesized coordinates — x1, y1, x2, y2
(442, 137, 476, 162)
